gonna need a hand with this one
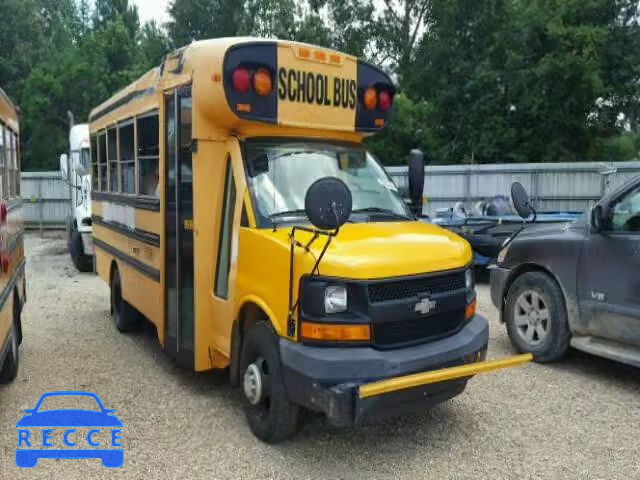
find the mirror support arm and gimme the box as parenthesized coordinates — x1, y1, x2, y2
(286, 225, 338, 337)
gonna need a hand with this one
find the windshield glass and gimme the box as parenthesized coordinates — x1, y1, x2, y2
(245, 141, 409, 226)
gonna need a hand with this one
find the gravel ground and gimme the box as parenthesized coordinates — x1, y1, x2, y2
(0, 232, 639, 479)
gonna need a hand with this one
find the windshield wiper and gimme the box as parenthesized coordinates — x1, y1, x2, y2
(269, 209, 307, 219)
(351, 207, 413, 220)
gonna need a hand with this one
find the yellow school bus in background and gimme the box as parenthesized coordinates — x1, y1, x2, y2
(88, 38, 530, 442)
(0, 87, 27, 385)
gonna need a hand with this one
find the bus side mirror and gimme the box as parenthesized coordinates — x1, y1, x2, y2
(75, 161, 88, 177)
(511, 182, 533, 220)
(304, 177, 352, 231)
(59, 154, 69, 182)
(408, 149, 425, 216)
(591, 205, 604, 233)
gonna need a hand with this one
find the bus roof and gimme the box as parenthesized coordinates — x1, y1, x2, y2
(89, 37, 395, 138)
(0, 86, 19, 133)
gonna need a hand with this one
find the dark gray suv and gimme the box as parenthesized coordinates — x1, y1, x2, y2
(491, 176, 640, 366)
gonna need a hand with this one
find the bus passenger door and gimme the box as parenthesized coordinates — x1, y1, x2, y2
(164, 86, 195, 368)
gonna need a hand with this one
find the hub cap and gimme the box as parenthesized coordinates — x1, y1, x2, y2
(243, 362, 264, 405)
(514, 289, 550, 346)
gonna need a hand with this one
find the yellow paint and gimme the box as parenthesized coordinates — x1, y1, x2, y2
(276, 43, 358, 132)
(358, 354, 534, 399)
(135, 209, 161, 235)
(93, 224, 160, 271)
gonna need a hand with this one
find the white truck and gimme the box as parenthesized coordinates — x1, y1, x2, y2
(60, 118, 93, 272)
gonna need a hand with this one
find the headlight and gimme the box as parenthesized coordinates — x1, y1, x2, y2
(465, 268, 475, 292)
(497, 242, 510, 264)
(324, 285, 347, 314)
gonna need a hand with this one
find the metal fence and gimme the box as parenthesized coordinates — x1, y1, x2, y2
(18, 161, 640, 227)
(21, 171, 69, 230)
(386, 161, 640, 216)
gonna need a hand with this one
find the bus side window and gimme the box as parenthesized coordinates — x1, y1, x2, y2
(14, 132, 19, 197)
(0, 124, 4, 199)
(214, 156, 236, 299)
(137, 112, 159, 197)
(90, 135, 98, 190)
(98, 132, 107, 191)
(10, 131, 17, 197)
(107, 127, 118, 192)
(118, 120, 135, 194)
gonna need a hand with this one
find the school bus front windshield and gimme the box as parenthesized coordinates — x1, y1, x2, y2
(244, 140, 411, 227)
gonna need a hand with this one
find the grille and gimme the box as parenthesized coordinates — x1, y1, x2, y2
(372, 309, 466, 347)
(368, 271, 465, 303)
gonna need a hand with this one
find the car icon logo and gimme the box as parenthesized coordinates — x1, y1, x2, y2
(15, 391, 123, 468)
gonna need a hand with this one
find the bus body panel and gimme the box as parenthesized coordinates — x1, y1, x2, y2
(84, 40, 531, 435)
(0, 86, 26, 378)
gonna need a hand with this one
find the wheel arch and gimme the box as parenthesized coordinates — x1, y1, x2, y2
(229, 297, 280, 386)
(502, 263, 569, 323)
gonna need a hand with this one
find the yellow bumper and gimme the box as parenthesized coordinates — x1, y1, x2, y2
(358, 353, 533, 399)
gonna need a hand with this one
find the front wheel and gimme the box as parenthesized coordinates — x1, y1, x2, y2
(240, 321, 299, 443)
(504, 271, 570, 363)
(70, 229, 93, 272)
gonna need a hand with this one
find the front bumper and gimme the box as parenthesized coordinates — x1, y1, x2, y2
(489, 266, 511, 320)
(281, 314, 494, 427)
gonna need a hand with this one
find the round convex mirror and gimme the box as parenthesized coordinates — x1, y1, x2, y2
(304, 177, 353, 230)
(511, 182, 533, 219)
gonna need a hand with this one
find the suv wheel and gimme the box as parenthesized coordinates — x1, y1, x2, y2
(504, 271, 570, 362)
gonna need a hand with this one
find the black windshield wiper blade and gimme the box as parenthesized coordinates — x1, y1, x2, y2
(351, 207, 413, 220)
(269, 209, 307, 219)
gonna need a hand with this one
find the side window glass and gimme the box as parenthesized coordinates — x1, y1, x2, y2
(137, 113, 159, 196)
(118, 121, 135, 193)
(107, 127, 118, 192)
(13, 132, 19, 196)
(98, 133, 107, 191)
(611, 186, 640, 233)
(0, 125, 4, 199)
(214, 156, 236, 299)
(90, 135, 98, 190)
(11, 132, 17, 197)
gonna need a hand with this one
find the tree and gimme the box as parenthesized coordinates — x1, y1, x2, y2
(408, 0, 640, 164)
(166, 0, 244, 46)
(372, 0, 432, 78)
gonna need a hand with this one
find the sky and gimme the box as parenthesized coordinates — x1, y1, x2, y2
(132, 0, 171, 25)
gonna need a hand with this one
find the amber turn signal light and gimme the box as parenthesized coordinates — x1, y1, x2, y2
(301, 322, 371, 342)
(465, 298, 477, 321)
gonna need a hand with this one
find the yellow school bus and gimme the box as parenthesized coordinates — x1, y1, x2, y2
(0, 86, 26, 385)
(89, 38, 530, 442)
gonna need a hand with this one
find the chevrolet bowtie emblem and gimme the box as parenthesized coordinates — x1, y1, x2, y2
(414, 297, 437, 315)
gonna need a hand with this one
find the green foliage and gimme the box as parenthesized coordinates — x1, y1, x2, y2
(366, 95, 434, 165)
(407, 0, 640, 164)
(167, 0, 244, 45)
(1, 0, 171, 170)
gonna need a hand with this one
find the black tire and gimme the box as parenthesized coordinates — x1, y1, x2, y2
(110, 268, 137, 333)
(70, 229, 93, 272)
(240, 321, 299, 443)
(504, 271, 570, 363)
(14, 291, 22, 346)
(0, 325, 19, 384)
